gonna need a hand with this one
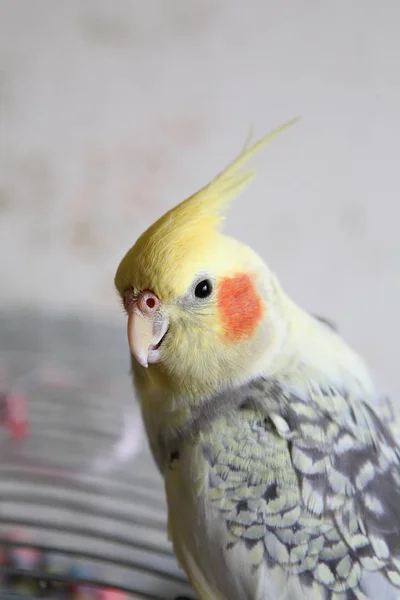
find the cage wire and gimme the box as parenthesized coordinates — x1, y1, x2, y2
(0, 310, 194, 600)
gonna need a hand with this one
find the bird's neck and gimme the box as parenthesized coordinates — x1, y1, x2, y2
(267, 293, 375, 397)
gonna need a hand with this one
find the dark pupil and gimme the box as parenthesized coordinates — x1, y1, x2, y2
(195, 280, 212, 298)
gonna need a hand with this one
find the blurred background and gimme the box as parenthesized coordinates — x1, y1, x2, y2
(0, 0, 400, 596)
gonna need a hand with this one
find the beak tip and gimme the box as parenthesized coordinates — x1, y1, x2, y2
(128, 346, 149, 369)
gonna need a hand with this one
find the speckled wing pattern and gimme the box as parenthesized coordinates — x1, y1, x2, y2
(201, 376, 400, 599)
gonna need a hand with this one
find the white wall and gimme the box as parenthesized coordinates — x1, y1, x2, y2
(1, 0, 399, 395)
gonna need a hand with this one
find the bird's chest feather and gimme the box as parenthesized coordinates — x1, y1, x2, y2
(165, 409, 300, 541)
(164, 411, 308, 599)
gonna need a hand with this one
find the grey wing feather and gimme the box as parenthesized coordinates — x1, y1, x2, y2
(258, 378, 400, 589)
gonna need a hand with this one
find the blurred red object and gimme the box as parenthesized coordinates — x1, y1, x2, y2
(96, 589, 128, 599)
(0, 393, 28, 441)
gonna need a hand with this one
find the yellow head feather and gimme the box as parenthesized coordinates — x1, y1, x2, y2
(115, 117, 299, 300)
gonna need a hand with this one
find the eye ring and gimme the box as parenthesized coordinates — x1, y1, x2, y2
(194, 279, 213, 299)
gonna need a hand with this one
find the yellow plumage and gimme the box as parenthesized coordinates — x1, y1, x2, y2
(114, 117, 298, 301)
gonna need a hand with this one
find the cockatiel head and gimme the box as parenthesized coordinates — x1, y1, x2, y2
(114, 119, 298, 400)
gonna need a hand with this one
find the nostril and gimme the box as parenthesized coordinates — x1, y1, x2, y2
(146, 297, 156, 309)
(138, 291, 159, 314)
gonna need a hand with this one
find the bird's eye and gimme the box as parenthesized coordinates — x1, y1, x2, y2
(194, 279, 213, 299)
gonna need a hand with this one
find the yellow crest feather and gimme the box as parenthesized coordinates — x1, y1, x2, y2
(185, 116, 299, 219)
(115, 117, 299, 299)
(153, 116, 299, 235)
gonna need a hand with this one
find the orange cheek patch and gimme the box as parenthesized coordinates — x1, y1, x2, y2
(217, 273, 263, 343)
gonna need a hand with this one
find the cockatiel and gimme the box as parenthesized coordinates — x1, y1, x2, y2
(114, 120, 400, 600)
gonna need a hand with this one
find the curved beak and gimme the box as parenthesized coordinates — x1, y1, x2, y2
(127, 291, 169, 368)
